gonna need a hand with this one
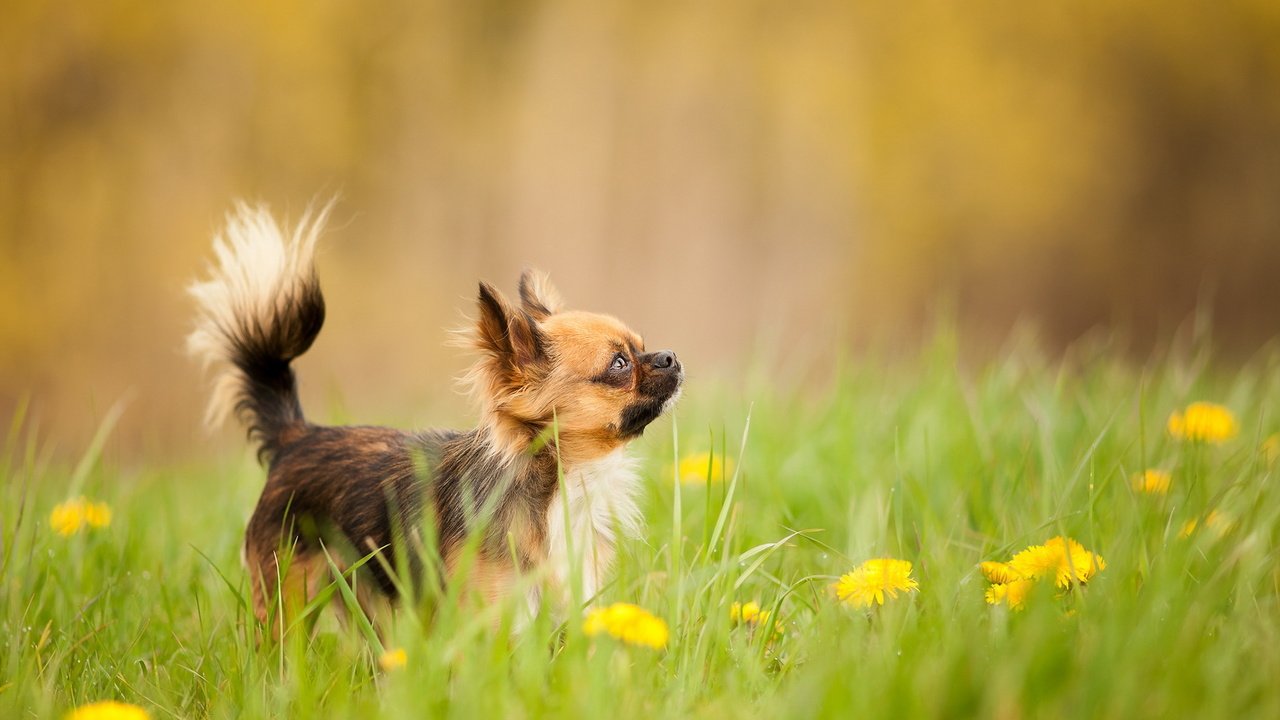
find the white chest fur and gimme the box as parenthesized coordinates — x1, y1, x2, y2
(542, 449, 642, 605)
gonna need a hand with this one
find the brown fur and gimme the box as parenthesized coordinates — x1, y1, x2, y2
(188, 209, 681, 637)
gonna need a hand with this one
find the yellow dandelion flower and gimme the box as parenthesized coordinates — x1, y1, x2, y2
(50, 498, 112, 537)
(730, 600, 784, 637)
(833, 558, 919, 608)
(984, 578, 1033, 610)
(1262, 434, 1280, 466)
(1008, 537, 1105, 589)
(985, 537, 1104, 609)
(1007, 543, 1062, 582)
(1167, 402, 1238, 444)
(677, 452, 735, 484)
(378, 647, 407, 671)
(730, 601, 771, 626)
(1179, 510, 1234, 539)
(583, 602, 669, 650)
(66, 700, 150, 720)
(83, 501, 112, 528)
(979, 561, 1022, 584)
(1133, 469, 1172, 495)
(51, 502, 86, 537)
(1061, 541, 1106, 586)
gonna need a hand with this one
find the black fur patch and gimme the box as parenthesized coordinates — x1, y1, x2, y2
(228, 273, 326, 463)
(618, 399, 668, 437)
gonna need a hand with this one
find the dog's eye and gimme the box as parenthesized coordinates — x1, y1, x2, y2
(610, 354, 629, 372)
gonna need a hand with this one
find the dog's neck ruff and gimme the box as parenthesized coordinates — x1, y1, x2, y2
(542, 448, 642, 605)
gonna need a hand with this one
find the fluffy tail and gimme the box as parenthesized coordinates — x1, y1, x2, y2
(187, 202, 330, 462)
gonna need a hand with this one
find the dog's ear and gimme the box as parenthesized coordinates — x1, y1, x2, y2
(518, 269, 564, 321)
(476, 281, 544, 373)
(475, 282, 513, 360)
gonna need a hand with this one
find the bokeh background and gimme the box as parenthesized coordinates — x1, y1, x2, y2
(3, 0, 1280, 459)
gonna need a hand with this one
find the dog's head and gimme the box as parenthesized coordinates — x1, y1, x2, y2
(463, 270, 682, 461)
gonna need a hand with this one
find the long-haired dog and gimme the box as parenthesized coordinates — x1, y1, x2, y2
(187, 203, 682, 633)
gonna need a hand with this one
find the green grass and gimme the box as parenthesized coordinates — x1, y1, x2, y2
(5, 332, 1280, 718)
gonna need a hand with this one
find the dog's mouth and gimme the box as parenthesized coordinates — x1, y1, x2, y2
(618, 369, 684, 438)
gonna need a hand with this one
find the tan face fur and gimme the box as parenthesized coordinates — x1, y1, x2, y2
(466, 271, 683, 463)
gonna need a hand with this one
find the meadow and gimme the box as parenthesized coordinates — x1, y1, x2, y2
(4, 330, 1280, 718)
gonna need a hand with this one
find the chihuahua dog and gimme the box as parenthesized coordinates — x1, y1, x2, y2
(187, 203, 682, 631)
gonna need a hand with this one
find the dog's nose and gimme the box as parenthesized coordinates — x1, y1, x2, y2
(651, 350, 677, 370)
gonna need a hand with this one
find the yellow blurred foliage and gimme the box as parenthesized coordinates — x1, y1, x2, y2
(2, 0, 1279, 455)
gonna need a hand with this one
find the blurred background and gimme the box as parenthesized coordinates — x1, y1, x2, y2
(3, 0, 1280, 459)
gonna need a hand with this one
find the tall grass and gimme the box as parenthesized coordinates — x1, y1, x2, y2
(4, 334, 1280, 718)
